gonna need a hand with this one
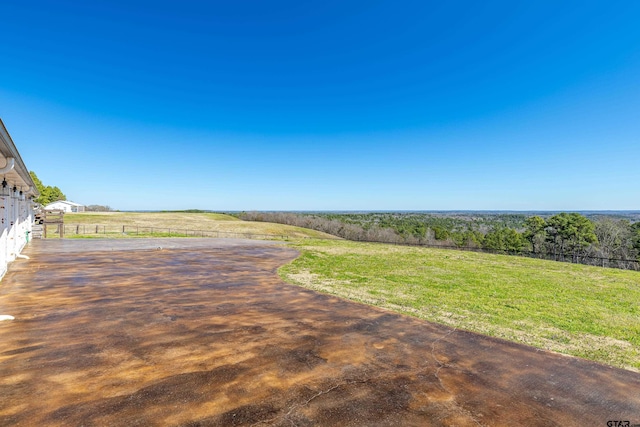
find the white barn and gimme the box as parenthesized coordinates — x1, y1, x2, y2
(0, 119, 39, 279)
(44, 200, 85, 213)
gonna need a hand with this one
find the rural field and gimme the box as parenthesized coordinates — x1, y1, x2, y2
(56, 211, 336, 239)
(48, 212, 640, 371)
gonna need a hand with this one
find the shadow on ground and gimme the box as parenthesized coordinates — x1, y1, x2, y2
(0, 238, 638, 426)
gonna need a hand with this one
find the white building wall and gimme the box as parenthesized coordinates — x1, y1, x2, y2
(0, 118, 38, 281)
(16, 198, 30, 255)
(45, 201, 73, 213)
(44, 201, 83, 213)
(0, 194, 34, 278)
(8, 194, 16, 262)
(0, 196, 7, 278)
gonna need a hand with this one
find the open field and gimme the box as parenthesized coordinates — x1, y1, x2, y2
(279, 239, 640, 371)
(53, 212, 337, 239)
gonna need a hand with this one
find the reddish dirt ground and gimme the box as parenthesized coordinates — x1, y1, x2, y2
(0, 238, 639, 426)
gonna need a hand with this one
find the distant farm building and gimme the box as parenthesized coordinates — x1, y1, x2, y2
(44, 200, 85, 213)
(0, 118, 39, 279)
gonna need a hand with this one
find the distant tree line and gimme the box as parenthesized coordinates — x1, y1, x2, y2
(238, 211, 640, 270)
(86, 205, 113, 212)
(29, 171, 66, 205)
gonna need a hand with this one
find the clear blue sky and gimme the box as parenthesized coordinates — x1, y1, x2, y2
(1, 1, 639, 211)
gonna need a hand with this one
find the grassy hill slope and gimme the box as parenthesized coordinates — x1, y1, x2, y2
(63, 212, 336, 239)
(279, 239, 640, 371)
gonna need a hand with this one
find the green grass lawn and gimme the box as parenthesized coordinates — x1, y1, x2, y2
(279, 239, 640, 371)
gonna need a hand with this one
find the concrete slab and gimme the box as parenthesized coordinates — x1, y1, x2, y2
(0, 239, 638, 426)
(29, 237, 286, 253)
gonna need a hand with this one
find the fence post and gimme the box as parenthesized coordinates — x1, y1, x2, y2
(123, 225, 126, 233)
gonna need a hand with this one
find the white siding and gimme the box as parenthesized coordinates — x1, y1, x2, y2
(45, 201, 73, 213)
(0, 195, 33, 278)
(44, 201, 85, 213)
(0, 119, 38, 280)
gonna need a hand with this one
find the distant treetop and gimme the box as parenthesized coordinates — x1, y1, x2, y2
(29, 171, 66, 205)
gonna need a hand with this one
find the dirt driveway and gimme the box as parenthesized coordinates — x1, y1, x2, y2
(0, 239, 638, 426)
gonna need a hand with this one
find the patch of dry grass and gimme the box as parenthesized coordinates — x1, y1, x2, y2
(60, 212, 337, 240)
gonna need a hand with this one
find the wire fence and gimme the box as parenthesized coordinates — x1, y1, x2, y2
(44, 223, 640, 271)
(47, 224, 292, 241)
(348, 237, 640, 271)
